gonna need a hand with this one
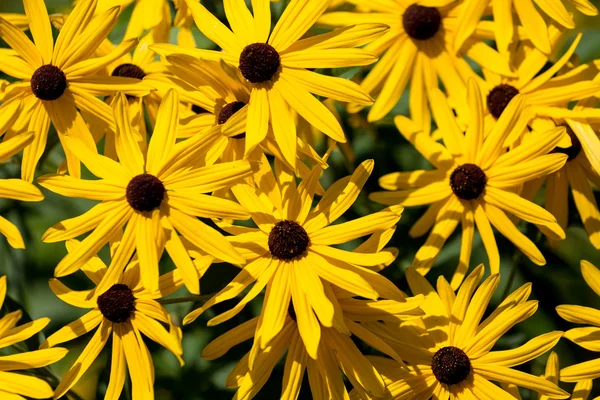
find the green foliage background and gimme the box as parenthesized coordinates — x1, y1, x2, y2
(0, 1, 599, 399)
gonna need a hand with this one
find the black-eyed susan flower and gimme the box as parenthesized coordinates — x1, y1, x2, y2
(152, 0, 379, 168)
(370, 80, 567, 288)
(318, 0, 514, 126)
(202, 279, 423, 400)
(0, 275, 68, 399)
(164, 55, 327, 174)
(41, 241, 188, 400)
(467, 30, 600, 165)
(501, 351, 593, 399)
(454, 0, 598, 54)
(558, 260, 600, 384)
(354, 266, 569, 399)
(521, 123, 600, 250)
(184, 160, 406, 358)
(0, 0, 151, 181)
(38, 90, 257, 295)
(0, 132, 44, 248)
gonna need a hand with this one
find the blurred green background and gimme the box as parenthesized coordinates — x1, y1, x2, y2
(0, 0, 600, 399)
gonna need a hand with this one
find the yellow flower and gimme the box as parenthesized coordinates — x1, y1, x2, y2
(0, 132, 44, 248)
(354, 266, 569, 399)
(0, 0, 151, 181)
(501, 351, 593, 400)
(152, 0, 379, 168)
(38, 90, 257, 295)
(558, 260, 600, 384)
(202, 281, 423, 400)
(184, 160, 406, 359)
(463, 28, 600, 172)
(370, 79, 567, 288)
(454, 0, 598, 54)
(318, 0, 514, 126)
(164, 55, 327, 172)
(0, 275, 67, 399)
(521, 123, 600, 249)
(41, 240, 187, 400)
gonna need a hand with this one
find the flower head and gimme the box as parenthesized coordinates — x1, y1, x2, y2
(152, 0, 380, 167)
(355, 266, 569, 399)
(184, 159, 408, 359)
(42, 240, 189, 399)
(370, 79, 567, 288)
(0, 0, 152, 181)
(39, 90, 257, 294)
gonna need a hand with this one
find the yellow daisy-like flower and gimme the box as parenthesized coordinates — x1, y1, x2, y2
(0, 275, 68, 399)
(466, 29, 600, 170)
(41, 241, 187, 400)
(202, 280, 423, 400)
(500, 351, 593, 400)
(0, 0, 150, 181)
(370, 79, 567, 288)
(318, 0, 514, 126)
(454, 0, 598, 54)
(0, 132, 45, 248)
(557, 260, 600, 384)
(354, 266, 569, 399)
(184, 160, 406, 359)
(38, 90, 257, 295)
(521, 123, 600, 249)
(152, 0, 379, 167)
(164, 55, 327, 173)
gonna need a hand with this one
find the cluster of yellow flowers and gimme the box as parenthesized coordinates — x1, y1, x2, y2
(0, 0, 598, 398)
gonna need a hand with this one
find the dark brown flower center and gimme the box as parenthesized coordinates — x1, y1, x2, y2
(97, 284, 136, 323)
(552, 125, 582, 161)
(403, 4, 441, 40)
(112, 63, 146, 80)
(431, 346, 471, 385)
(218, 101, 247, 139)
(487, 84, 519, 119)
(450, 163, 487, 200)
(30, 65, 67, 101)
(268, 220, 310, 261)
(238, 43, 281, 83)
(126, 174, 165, 212)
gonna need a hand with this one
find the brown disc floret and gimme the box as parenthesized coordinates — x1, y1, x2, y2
(97, 284, 136, 323)
(552, 125, 582, 161)
(238, 43, 281, 83)
(431, 346, 471, 385)
(403, 4, 442, 40)
(268, 220, 310, 261)
(126, 174, 166, 212)
(112, 63, 147, 80)
(450, 163, 487, 200)
(31, 65, 67, 101)
(487, 84, 519, 119)
(218, 101, 247, 139)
